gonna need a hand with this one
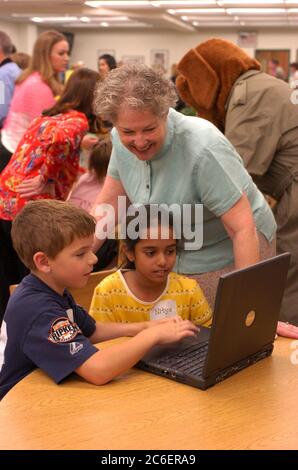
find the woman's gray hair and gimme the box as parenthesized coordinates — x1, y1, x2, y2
(93, 63, 178, 122)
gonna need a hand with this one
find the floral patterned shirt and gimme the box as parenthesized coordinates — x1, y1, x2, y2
(0, 110, 88, 220)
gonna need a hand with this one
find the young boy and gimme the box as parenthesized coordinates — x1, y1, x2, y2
(0, 200, 198, 400)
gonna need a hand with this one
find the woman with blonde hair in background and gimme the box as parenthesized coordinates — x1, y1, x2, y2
(0, 67, 100, 322)
(0, 30, 69, 172)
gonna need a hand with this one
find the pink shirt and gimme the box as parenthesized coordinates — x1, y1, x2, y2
(1, 72, 55, 153)
(68, 172, 103, 214)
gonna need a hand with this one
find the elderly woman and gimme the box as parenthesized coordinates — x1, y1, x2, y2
(176, 38, 298, 336)
(92, 64, 276, 307)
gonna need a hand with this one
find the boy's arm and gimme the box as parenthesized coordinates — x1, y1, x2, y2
(76, 318, 198, 385)
(89, 318, 176, 343)
(89, 320, 150, 343)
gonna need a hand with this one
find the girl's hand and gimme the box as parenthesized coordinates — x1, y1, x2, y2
(144, 316, 199, 343)
(16, 174, 48, 198)
(145, 317, 177, 329)
(153, 317, 199, 345)
(277, 321, 298, 339)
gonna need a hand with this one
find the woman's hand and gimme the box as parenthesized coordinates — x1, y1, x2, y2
(16, 174, 48, 198)
(277, 321, 298, 339)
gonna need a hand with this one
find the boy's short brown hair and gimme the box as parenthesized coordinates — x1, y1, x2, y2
(12, 200, 96, 271)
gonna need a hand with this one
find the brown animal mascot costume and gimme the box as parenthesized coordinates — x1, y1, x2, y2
(177, 38, 298, 327)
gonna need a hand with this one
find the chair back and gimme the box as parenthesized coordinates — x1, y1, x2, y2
(9, 284, 18, 295)
(9, 269, 116, 312)
(69, 269, 116, 311)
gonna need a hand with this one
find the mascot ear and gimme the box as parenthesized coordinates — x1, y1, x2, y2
(175, 74, 200, 111)
(177, 48, 219, 110)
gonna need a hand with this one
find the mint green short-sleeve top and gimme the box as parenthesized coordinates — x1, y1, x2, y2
(108, 108, 276, 273)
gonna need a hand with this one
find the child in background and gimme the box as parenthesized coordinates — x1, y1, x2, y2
(90, 206, 212, 326)
(0, 68, 100, 322)
(68, 139, 117, 270)
(68, 139, 111, 214)
(0, 200, 198, 400)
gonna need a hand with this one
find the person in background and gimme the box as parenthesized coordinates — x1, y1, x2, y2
(68, 139, 118, 271)
(0, 68, 100, 323)
(268, 59, 286, 81)
(92, 64, 276, 311)
(98, 54, 117, 80)
(289, 62, 298, 89)
(0, 199, 198, 400)
(68, 139, 112, 214)
(10, 52, 31, 71)
(0, 30, 69, 172)
(0, 31, 21, 129)
(170, 63, 186, 112)
(90, 205, 212, 326)
(176, 38, 298, 336)
(65, 60, 84, 82)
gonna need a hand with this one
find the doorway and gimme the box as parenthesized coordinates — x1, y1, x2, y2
(255, 49, 290, 81)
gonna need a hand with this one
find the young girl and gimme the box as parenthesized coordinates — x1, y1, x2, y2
(68, 139, 112, 214)
(0, 30, 69, 171)
(68, 139, 118, 270)
(0, 67, 100, 321)
(90, 206, 212, 326)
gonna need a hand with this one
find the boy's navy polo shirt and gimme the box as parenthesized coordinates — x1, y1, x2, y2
(0, 274, 98, 400)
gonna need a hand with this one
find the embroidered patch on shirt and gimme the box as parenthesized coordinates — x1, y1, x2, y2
(48, 317, 82, 343)
(69, 342, 83, 355)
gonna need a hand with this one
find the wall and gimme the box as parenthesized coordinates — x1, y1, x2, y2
(1, 21, 298, 71)
(0, 21, 37, 53)
(62, 28, 298, 72)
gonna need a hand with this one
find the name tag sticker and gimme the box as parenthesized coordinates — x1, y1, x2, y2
(150, 299, 177, 320)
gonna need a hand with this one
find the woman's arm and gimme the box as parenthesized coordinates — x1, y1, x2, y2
(220, 193, 260, 270)
(91, 175, 129, 252)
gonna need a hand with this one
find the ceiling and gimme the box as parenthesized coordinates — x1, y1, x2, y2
(1, 0, 298, 32)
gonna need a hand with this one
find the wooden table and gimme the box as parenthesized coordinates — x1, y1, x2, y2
(0, 337, 297, 450)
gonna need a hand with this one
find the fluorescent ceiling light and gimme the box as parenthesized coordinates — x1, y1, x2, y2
(227, 8, 286, 14)
(168, 8, 225, 13)
(66, 21, 151, 27)
(80, 17, 91, 22)
(151, 1, 216, 5)
(162, 13, 196, 30)
(184, 15, 236, 20)
(85, 1, 150, 7)
(88, 16, 129, 20)
(31, 16, 78, 22)
(219, 0, 283, 4)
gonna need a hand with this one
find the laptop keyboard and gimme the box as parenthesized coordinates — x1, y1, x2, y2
(154, 340, 209, 376)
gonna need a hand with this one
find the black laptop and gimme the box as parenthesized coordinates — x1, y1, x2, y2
(136, 253, 290, 390)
